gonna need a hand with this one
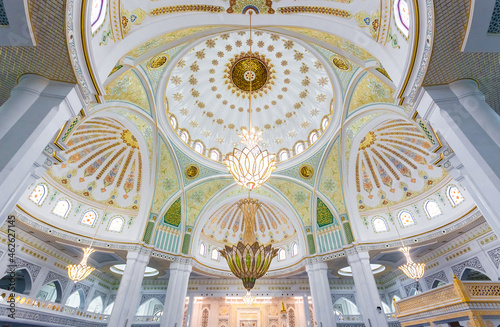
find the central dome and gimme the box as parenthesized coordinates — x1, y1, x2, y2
(165, 30, 335, 163)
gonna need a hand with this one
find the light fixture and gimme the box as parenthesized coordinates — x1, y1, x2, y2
(242, 291, 256, 306)
(67, 206, 107, 283)
(387, 206, 426, 282)
(224, 10, 277, 190)
(338, 264, 386, 276)
(219, 198, 278, 296)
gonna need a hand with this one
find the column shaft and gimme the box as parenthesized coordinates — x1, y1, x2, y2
(0, 74, 82, 225)
(347, 250, 388, 327)
(306, 262, 336, 327)
(108, 251, 150, 327)
(160, 261, 192, 327)
(417, 79, 500, 237)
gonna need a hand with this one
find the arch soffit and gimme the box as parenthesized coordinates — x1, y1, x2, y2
(190, 187, 308, 256)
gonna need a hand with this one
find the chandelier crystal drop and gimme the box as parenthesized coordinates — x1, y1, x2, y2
(223, 10, 276, 190)
(67, 247, 96, 283)
(398, 246, 425, 281)
(242, 290, 256, 306)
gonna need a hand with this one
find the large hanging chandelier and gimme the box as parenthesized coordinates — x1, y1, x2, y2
(224, 11, 277, 190)
(398, 247, 425, 281)
(219, 198, 278, 299)
(387, 206, 426, 281)
(67, 207, 106, 283)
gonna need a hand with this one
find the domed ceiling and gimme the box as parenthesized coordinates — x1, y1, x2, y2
(354, 119, 446, 211)
(166, 30, 334, 162)
(47, 117, 144, 211)
(201, 199, 297, 245)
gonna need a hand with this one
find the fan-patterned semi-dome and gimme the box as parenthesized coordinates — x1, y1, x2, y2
(166, 30, 334, 163)
(47, 117, 143, 211)
(355, 119, 446, 211)
(201, 200, 297, 245)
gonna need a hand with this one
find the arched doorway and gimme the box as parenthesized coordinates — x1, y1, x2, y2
(136, 297, 163, 316)
(65, 289, 85, 310)
(460, 268, 491, 281)
(35, 280, 63, 303)
(333, 297, 360, 319)
(431, 279, 446, 289)
(87, 295, 103, 313)
(0, 268, 32, 295)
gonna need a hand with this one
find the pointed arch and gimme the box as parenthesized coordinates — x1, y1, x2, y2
(372, 217, 388, 232)
(80, 209, 98, 227)
(107, 216, 125, 232)
(447, 185, 464, 207)
(398, 210, 414, 227)
(29, 184, 48, 205)
(424, 200, 441, 218)
(52, 199, 72, 218)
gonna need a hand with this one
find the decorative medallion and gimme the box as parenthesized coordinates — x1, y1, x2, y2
(185, 164, 199, 179)
(299, 164, 314, 179)
(226, 0, 275, 14)
(332, 57, 351, 71)
(148, 54, 169, 69)
(225, 52, 275, 96)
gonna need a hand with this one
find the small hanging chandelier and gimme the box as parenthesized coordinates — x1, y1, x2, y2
(387, 206, 426, 281)
(67, 206, 106, 283)
(224, 10, 277, 190)
(398, 246, 425, 281)
(219, 198, 278, 295)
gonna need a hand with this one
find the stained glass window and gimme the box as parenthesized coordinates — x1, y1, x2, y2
(373, 217, 388, 232)
(291, 242, 298, 257)
(52, 199, 71, 218)
(424, 201, 442, 218)
(199, 243, 206, 256)
(395, 0, 410, 37)
(108, 216, 124, 232)
(29, 184, 48, 205)
(80, 210, 98, 226)
(398, 210, 414, 227)
(90, 0, 107, 33)
(211, 248, 219, 261)
(447, 186, 464, 207)
(278, 248, 286, 261)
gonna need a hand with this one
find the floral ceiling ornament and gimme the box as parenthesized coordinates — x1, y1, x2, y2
(219, 198, 279, 295)
(224, 11, 277, 190)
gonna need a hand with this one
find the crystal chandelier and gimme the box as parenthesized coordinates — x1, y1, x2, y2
(67, 247, 96, 283)
(67, 207, 106, 283)
(387, 206, 426, 281)
(398, 246, 425, 281)
(219, 198, 278, 296)
(224, 11, 277, 190)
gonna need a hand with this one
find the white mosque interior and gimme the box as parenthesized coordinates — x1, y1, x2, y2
(0, 0, 500, 326)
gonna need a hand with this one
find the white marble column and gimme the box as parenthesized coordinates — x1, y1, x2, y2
(305, 261, 336, 327)
(185, 295, 194, 327)
(160, 260, 192, 327)
(347, 250, 388, 327)
(108, 250, 150, 327)
(416, 79, 500, 237)
(0, 74, 82, 225)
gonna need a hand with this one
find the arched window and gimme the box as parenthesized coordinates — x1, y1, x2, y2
(295, 142, 304, 155)
(209, 149, 220, 161)
(65, 290, 84, 309)
(194, 142, 204, 154)
(309, 132, 318, 144)
(0, 269, 32, 295)
(394, 0, 410, 37)
(52, 199, 71, 218)
(170, 116, 177, 129)
(398, 210, 414, 227)
(180, 130, 189, 143)
(321, 117, 329, 130)
(103, 302, 114, 315)
(199, 243, 206, 256)
(211, 248, 220, 261)
(278, 248, 286, 261)
(90, 0, 107, 33)
(36, 281, 63, 303)
(447, 186, 464, 207)
(29, 184, 48, 205)
(373, 217, 388, 232)
(80, 210, 98, 227)
(424, 201, 441, 218)
(291, 242, 298, 257)
(108, 216, 124, 232)
(279, 150, 289, 161)
(87, 296, 103, 313)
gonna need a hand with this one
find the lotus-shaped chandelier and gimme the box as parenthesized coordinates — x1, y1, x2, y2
(219, 198, 278, 296)
(67, 247, 96, 283)
(223, 11, 276, 190)
(399, 246, 425, 281)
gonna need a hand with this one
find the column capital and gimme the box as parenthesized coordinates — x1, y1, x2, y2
(305, 261, 328, 273)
